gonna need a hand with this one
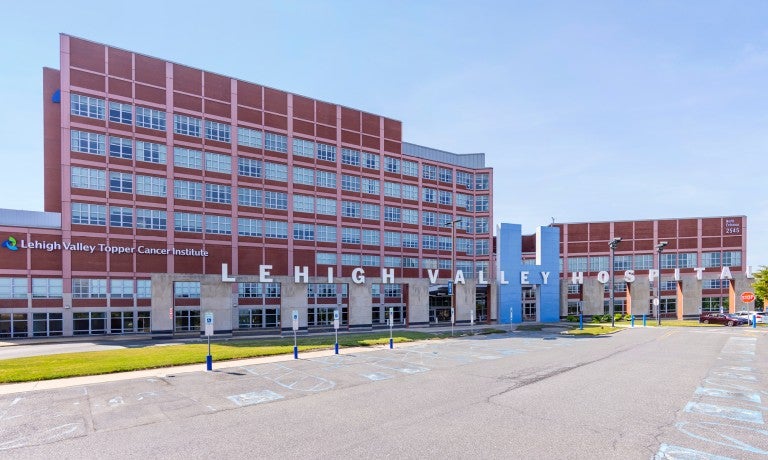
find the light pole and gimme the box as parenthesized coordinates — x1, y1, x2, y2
(609, 237, 622, 327)
(656, 241, 668, 326)
(448, 217, 461, 334)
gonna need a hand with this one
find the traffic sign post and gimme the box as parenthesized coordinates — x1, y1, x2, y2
(204, 312, 214, 371)
(470, 309, 475, 336)
(388, 307, 394, 349)
(333, 309, 340, 355)
(292, 310, 299, 359)
(741, 292, 756, 303)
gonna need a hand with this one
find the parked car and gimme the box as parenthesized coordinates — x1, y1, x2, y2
(733, 311, 764, 324)
(699, 313, 748, 326)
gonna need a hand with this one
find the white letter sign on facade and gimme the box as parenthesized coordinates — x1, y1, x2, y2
(351, 267, 365, 284)
(597, 271, 609, 284)
(427, 269, 439, 284)
(381, 268, 395, 284)
(520, 271, 530, 285)
(571, 272, 584, 285)
(648, 269, 658, 282)
(259, 265, 273, 283)
(221, 263, 236, 282)
(294, 266, 309, 283)
(720, 266, 732, 279)
(694, 267, 705, 280)
(623, 270, 635, 283)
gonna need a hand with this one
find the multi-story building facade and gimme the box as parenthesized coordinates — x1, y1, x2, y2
(0, 34, 494, 338)
(554, 216, 753, 319)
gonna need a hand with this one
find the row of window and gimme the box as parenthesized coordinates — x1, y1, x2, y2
(175, 281, 407, 300)
(0, 278, 151, 299)
(566, 278, 733, 294)
(71, 201, 491, 236)
(71, 94, 490, 189)
(71, 166, 490, 213)
(564, 251, 742, 272)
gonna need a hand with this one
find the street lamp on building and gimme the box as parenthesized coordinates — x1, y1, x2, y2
(656, 241, 668, 326)
(609, 237, 622, 327)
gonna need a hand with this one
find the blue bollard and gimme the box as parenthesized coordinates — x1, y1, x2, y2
(293, 345, 298, 359)
(631, 315, 635, 328)
(753, 315, 757, 329)
(579, 314, 583, 330)
(335, 342, 339, 354)
(206, 354, 212, 371)
(643, 315, 647, 327)
(389, 338, 393, 349)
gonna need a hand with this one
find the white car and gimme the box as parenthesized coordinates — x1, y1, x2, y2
(733, 311, 764, 324)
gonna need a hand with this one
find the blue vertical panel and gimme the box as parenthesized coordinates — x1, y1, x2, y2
(536, 226, 561, 322)
(497, 224, 522, 324)
(497, 223, 561, 324)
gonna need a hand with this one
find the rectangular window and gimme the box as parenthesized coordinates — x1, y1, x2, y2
(316, 225, 337, 242)
(475, 240, 490, 255)
(174, 180, 202, 201)
(438, 237, 452, 251)
(316, 198, 336, 216)
(475, 195, 489, 212)
(109, 206, 133, 228)
(135, 107, 166, 131)
(402, 233, 418, 249)
(71, 94, 105, 119)
(590, 256, 609, 272)
(363, 255, 380, 266)
(342, 227, 361, 244)
(341, 148, 360, 166)
(363, 152, 379, 170)
(678, 253, 697, 269)
(439, 167, 453, 183)
(422, 211, 436, 227)
(72, 202, 106, 226)
(362, 178, 379, 195)
(422, 235, 437, 250)
(475, 173, 489, 190)
(384, 182, 401, 198)
(264, 132, 288, 153)
(174, 114, 202, 137)
(614, 255, 632, 271)
(384, 206, 401, 223)
(205, 120, 231, 143)
(384, 257, 401, 267)
(402, 208, 418, 225)
(238, 157, 262, 178)
(422, 164, 437, 180)
(72, 278, 107, 298)
(238, 187, 262, 208)
(402, 184, 418, 201)
(175, 212, 203, 232)
(384, 231, 401, 247)
(342, 175, 361, 192)
(342, 254, 361, 266)
(205, 215, 232, 235)
(316, 170, 337, 189)
(109, 172, 133, 194)
(109, 137, 133, 159)
(264, 220, 288, 238)
(205, 183, 232, 204)
(109, 101, 132, 124)
(136, 175, 167, 197)
(71, 167, 106, 190)
(110, 279, 133, 298)
(174, 281, 200, 298)
(293, 138, 314, 158)
(136, 141, 167, 164)
(72, 278, 107, 299)
(362, 203, 380, 220)
(438, 190, 452, 205)
(237, 126, 262, 147)
(422, 188, 436, 203)
(136, 208, 167, 230)
(264, 162, 288, 182)
(341, 201, 360, 218)
(174, 147, 203, 170)
(316, 253, 337, 265)
(317, 143, 337, 162)
(205, 152, 232, 174)
(71, 130, 105, 155)
(456, 171, 473, 189)
(362, 229, 380, 246)
(402, 160, 418, 176)
(293, 223, 315, 241)
(702, 252, 721, 268)
(633, 254, 653, 270)
(293, 166, 314, 185)
(661, 253, 677, 269)
(238, 218, 262, 237)
(136, 280, 151, 298)
(264, 191, 288, 210)
(384, 157, 400, 173)
(0, 278, 28, 299)
(722, 251, 741, 267)
(32, 278, 63, 298)
(568, 257, 588, 272)
(293, 195, 314, 213)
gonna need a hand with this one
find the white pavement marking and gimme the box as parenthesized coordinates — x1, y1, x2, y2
(655, 442, 736, 460)
(227, 390, 283, 406)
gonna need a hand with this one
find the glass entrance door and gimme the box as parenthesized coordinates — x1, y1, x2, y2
(522, 286, 537, 322)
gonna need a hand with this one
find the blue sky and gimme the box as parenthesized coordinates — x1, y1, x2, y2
(1, 0, 766, 266)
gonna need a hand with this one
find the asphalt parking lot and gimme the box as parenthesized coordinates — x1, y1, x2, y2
(1, 326, 766, 459)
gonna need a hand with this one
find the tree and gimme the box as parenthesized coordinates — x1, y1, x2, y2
(753, 266, 768, 310)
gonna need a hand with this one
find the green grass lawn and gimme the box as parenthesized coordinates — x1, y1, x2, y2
(0, 331, 449, 384)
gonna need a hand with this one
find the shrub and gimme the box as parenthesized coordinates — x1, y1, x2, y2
(565, 315, 578, 322)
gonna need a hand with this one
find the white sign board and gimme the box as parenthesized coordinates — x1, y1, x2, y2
(204, 312, 214, 336)
(388, 307, 394, 327)
(653, 298, 660, 307)
(292, 310, 299, 331)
